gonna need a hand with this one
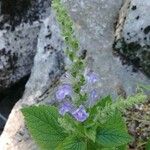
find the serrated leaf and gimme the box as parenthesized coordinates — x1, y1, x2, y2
(22, 105, 68, 150)
(59, 114, 86, 138)
(102, 110, 127, 131)
(101, 148, 116, 150)
(139, 84, 150, 91)
(96, 127, 132, 147)
(117, 144, 128, 150)
(101, 145, 128, 150)
(58, 114, 77, 133)
(87, 140, 101, 150)
(57, 136, 87, 150)
(84, 125, 96, 142)
(98, 96, 112, 107)
(85, 96, 112, 127)
(89, 96, 112, 117)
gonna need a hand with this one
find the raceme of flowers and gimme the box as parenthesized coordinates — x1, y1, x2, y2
(56, 70, 101, 122)
(21, 0, 148, 149)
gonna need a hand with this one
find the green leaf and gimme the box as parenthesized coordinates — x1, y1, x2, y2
(86, 96, 112, 124)
(102, 110, 127, 131)
(90, 96, 112, 115)
(96, 127, 132, 147)
(146, 140, 150, 150)
(117, 144, 128, 150)
(138, 83, 150, 91)
(84, 125, 97, 142)
(101, 144, 128, 150)
(96, 93, 147, 123)
(98, 96, 112, 107)
(101, 148, 116, 150)
(57, 136, 87, 150)
(58, 114, 77, 133)
(87, 140, 101, 150)
(59, 114, 86, 139)
(22, 105, 68, 150)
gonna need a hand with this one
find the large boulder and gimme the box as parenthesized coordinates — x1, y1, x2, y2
(0, 0, 150, 149)
(0, 0, 51, 91)
(114, 0, 150, 77)
(0, 7, 65, 149)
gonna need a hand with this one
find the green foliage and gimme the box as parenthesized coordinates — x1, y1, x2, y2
(22, 93, 147, 149)
(101, 110, 127, 131)
(100, 145, 128, 150)
(84, 124, 97, 142)
(96, 127, 131, 147)
(139, 84, 150, 91)
(95, 108, 132, 148)
(58, 114, 77, 133)
(95, 93, 147, 123)
(52, 0, 80, 57)
(22, 106, 68, 150)
(21, 0, 149, 150)
(56, 136, 87, 150)
(145, 140, 150, 150)
(22, 93, 146, 150)
(89, 96, 112, 117)
(118, 145, 128, 150)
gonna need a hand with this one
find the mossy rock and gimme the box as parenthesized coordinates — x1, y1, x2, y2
(114, 38, 150, 77)
(113, 0, 150, 77)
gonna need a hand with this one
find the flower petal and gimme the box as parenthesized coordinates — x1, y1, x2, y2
(72, 105, 89, 122)
(59, 102, 73, 116)
(56, 84, 72, 101)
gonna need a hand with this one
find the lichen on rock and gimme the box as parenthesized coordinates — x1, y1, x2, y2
(114, 0, 150, 77)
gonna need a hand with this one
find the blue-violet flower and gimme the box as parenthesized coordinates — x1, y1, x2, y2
(56, 84, 72, 101)
(72, 105, 89, 122)
(59, 102, 73, 116)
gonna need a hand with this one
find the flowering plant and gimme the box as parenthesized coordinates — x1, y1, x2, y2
(22, 0, 147, 149)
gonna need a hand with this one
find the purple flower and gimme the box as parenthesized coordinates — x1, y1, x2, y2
(72, 105, 89, 122)
(86, 71, 99, 84)
(56, 84, 72, 101)
(59, 102, 73, 116)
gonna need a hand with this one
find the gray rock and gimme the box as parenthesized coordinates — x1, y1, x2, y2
(114, 0, 150, 76)
(0, 0, 150, 149)
(0, 0, 51, 91)
(62, 0, 149, 97)
(0, 8, 65, 150)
